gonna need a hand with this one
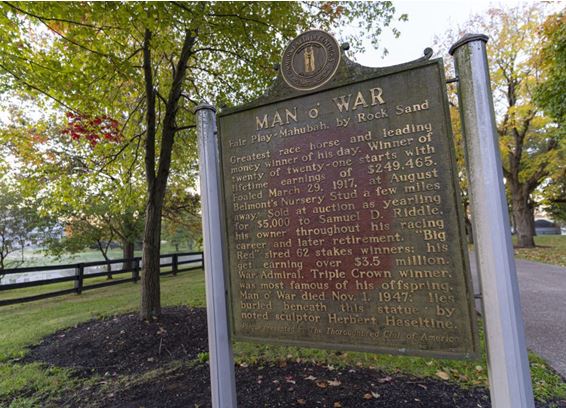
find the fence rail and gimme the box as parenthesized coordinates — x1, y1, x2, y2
(0, 251, 204, 307)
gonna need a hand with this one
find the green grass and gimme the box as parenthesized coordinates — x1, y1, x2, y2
(513, 235, 566, 267)
(0, 268, 565, 406)
(0, 363, 79, 407)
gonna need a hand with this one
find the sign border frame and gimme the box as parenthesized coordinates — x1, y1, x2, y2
(217, 57, 480, 360)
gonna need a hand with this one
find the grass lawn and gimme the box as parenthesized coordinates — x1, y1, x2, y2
(513, 235, 566, 268)
(0, 269, 565, 406)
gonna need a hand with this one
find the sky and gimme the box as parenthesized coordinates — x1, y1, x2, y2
(354, 0, 561, 67)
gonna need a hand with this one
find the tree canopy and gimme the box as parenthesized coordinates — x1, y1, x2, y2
(0, 1, 405, 318)
(437, 4, 564, 247)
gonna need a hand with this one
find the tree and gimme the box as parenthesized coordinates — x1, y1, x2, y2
(542, 173, 566, 225)
(536, 11, 566, 127)
(536, 11, 566, 225)
(0, 180, 51, 275)
(0, 106, 146, 270)
(438, 4, 563, 247)
(0, 2, 403, 318)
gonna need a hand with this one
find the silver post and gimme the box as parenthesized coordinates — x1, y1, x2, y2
(450, 35, 534, 407)
(195, 103, 238, 408)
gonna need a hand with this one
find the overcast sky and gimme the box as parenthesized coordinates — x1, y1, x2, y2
(354, 0, 560, 67)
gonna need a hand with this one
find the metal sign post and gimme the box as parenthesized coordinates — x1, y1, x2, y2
(195, 103, 238, 408)
(450, 35, 535, 407)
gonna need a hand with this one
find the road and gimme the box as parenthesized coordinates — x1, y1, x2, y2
(469, 254, 566, 379)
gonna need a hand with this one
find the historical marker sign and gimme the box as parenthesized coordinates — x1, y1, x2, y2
(217, 32, 479, 358)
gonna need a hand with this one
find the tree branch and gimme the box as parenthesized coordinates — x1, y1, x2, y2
(4, 2, 120, 30)
(0, 63, 77, 112)
(174, 124, 195, 132)
(156, 30, 196, 188)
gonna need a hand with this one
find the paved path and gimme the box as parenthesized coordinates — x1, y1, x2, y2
(469, 254, 566, 378)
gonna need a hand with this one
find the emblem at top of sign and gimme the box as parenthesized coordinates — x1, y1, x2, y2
(281, 30, 341, 91)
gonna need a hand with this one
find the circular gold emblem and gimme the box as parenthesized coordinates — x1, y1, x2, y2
(281, 30, 341, 91)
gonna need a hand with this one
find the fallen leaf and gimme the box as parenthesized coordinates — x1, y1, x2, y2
(418, 384, 428, 390)
(328, 379, 342, 387)
(239, 362, 249, 368)
(334, 402, 343, 408)
(297, 399, 307, 405)
(436, 370, 450, 380)
(377, 376, 392, 383)
(304, 375, 317, 381)
(371, 391, 380, 398)
(316, 381, 328, 389)
(363, 393, 373, 400)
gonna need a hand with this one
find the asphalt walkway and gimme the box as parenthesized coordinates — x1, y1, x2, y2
(469, 254, 566, 379)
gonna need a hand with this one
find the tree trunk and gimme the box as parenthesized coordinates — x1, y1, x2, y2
(96, 240, 113, 279)
(140, 194, 163, 320)
(511, 185, 536, 248)
(139, 27, 194, 320)
(106, 262, 113, 280)
(122, 239, 135, 271)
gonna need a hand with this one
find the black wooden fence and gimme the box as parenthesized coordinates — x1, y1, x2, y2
(0, 251, 204, 307)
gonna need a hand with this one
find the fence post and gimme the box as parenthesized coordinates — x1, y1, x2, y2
(132, 258, 140, 282)
(172, 254, 178, 276)
(74, 263, 84, 294)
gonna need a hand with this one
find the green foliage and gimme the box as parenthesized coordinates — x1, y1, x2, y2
(536, 12, 566, 126)
(0, 2, 401, 120)
(535, 12, 566, 225)
(436, 4, 565, 247)
(0, 179, 54, 272)
(0, 2, 403, 314)
(197, 352, 209, 363)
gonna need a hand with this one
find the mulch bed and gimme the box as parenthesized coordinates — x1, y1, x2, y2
(23, 306, 208, 376)
(19, 307, 566, 407)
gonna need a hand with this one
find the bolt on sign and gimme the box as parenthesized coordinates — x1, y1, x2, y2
(217, 30, 479, 359)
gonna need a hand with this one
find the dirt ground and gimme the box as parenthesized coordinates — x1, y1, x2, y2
(19, 307, 566, 407)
